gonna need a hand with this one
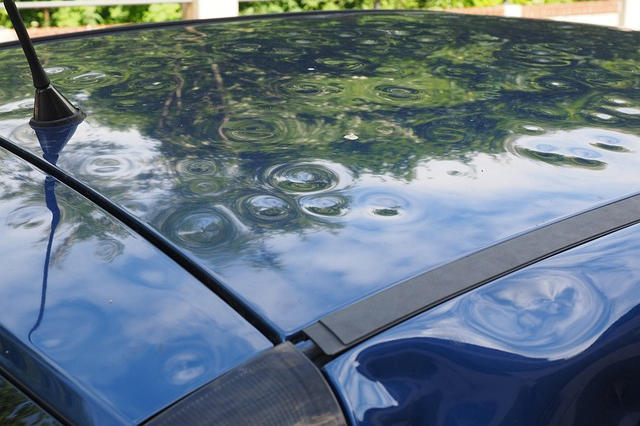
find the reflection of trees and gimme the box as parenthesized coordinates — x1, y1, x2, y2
(0, 151, 128, 264)
(0, 376, 57, 425)
(0, 12, 639, 264)
(0, 13, 639, 337)
(2, 13, 639, 175)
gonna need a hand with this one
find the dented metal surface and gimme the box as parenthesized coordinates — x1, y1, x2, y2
(325, 223, 640, 425)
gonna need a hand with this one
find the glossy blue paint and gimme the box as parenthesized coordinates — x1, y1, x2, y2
(0, 143, 271, 424)
(325, 223, 640, 425)
(0, 13, 639, 338)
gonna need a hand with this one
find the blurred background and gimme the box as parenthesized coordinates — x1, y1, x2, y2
(0, 0, 638, 42)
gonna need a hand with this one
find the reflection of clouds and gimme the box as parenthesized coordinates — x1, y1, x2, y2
(30, 121, 176, 218)
(1, 11, 639, 340)
(6, 113, 640, 336)
(460, 270, 608, 358)
(0, 154, 270, 423)
(211, 131, 640, 334)
(331, 360, 398, 422)
(162, 349, 207, 386)
(420, 130, 640, 195)
(0, 99, 32, 114)
(0, 120, 175, 220)
(0, 5, 638, 340)
(6, 204, 51, 231)
(338, 224, 640, 361)
(93, 238, 124, 263)
(30, 300, 106, 360)
(8, 121, 39, 148)
(507, 128, 640, 171)
(325, 225, 640, 423)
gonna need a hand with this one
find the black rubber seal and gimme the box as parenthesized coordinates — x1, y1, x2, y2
(305, 193, 640, 355)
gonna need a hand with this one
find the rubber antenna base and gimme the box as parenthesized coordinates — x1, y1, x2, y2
(30, 84, 85, 128)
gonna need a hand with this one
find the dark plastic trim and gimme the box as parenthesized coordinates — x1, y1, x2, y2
(305, 193, 640, 355)
(144, 343, 347, 426)
(0, 136, 282, 345)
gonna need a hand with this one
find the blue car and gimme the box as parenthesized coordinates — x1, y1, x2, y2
(1, 8, 640, 425)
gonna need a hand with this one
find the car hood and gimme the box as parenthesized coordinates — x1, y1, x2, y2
(1, 11, 639, 338)
(0, 145, 270, 424)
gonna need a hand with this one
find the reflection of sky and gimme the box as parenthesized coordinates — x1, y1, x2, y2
(0, 13, 640, 337)
(199, 129, 640, 333)
(0, 151, 270, 424)
(3, 116, 640, 336)
(6, 118, 639, 337)
(325, 223, 640, 424)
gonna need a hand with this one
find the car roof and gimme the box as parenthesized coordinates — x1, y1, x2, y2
(1, 11, 639, 340)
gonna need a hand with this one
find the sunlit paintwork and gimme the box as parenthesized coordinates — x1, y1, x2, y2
(325, 223, 640, 425)
(1, 13, 639, 338)
(0, 144, 271, 424)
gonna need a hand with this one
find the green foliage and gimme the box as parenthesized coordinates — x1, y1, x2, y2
(1, 2, 182, 28)
(1, 377, 57, 425)
(0, 0, 593, 29)
(143, 4, 183, 22)
(51, 6, 103, 26)
(239, 0, 579, 14)
(0, 12, 638, 261)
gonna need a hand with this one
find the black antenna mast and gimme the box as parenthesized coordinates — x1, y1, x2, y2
(3, 0, 84, 127)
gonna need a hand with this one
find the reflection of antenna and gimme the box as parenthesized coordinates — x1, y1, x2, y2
(33, 122, 80, 163)
(3, 0, 84, 127)
(29, 176, 60, 342)
(27, 122, 79, 342)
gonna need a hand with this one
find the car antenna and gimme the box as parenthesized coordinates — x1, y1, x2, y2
(3, 0, 84, 128)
